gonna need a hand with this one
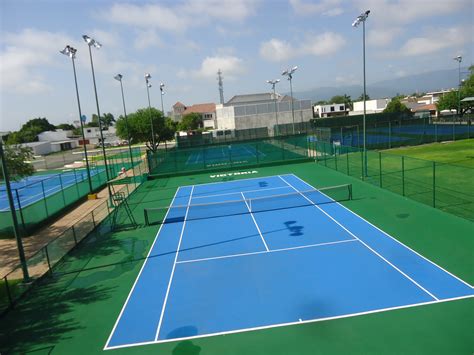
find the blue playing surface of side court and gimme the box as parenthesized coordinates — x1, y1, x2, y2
(105, 174, 473, 350)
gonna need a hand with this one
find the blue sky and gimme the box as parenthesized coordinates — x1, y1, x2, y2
(1, 0, 473, 131)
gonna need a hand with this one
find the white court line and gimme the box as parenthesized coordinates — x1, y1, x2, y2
(289, 173, 474, 290)
(189, 174, 280, 187)
(104, 294, 474, 350)
(154, 185, 195, 341)
(176, 239, 356, 265)
(278, 175, 439, 301)
(192, 185, 290, 200)
(241, 192, 269, 252)
(104, 188, 181, 350)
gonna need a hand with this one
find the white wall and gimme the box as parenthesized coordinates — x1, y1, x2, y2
(351, 98, 390, 115)
(38, 130, 72, 142)
(215, 104, 236, 130)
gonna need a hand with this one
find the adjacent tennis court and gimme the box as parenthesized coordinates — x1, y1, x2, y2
(185, 144, 266, 166)
(105, 174, 473, 350)
(0, 169, 102, 211)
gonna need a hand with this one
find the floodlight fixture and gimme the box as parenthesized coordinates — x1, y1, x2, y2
(144, 73, 156, 148)
(147, 83, 152, 88)
(114, 74, 123, 81)
(453, 55, 463, 116)
(83, 35, 102, 49)
(60, 45, 77, 58)
(453, 55, 462, 63)
(352, 10, 370, 27)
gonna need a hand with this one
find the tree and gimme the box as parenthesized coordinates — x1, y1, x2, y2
(90, 113, 115, 128)
(5, 117, 55, 144)
(0, 144, 35, 181)
(437, 65, 474, 114)
(436, 91, 458, 112)
(56, 123, 75, 130)
(383, 98, 411, 114)
(329, 94, 352, 110)
(115, 107, 176, 150)
(177, 113, 203, 131)
(357, 93, 370, 101)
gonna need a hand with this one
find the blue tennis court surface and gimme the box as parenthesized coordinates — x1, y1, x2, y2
(105, 174, 473, 350)
(186, 145, 265, 166)
(0, 169, 101, 211)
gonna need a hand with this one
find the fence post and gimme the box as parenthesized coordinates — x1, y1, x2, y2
(14, 189, 27, 234)
(379, 152, 382, 188)
(41, 180, 49, 217)
(388, 121, 392, 149)
(434, 123, 438, 142)
(452, 121, 455, 141)
(4, 276, 13, 306)
(71, 225, 78, 245)
(432, 161, 436, 208)
(360, 149, 364, 180)
(346, 149, 349, 175)
(59, 174, 66, 206)
(340, 127, 343, 145)
(91, 210, 96, 228)
(73, 168, 80, 197)
(402, 156, 405, 196)
(45, 246, 52, 274)
(334, 147, 338, 171)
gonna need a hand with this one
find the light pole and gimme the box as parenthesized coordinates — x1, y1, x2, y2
(60, 45, 93, 194)
(267, 79, 280, 136)
(282, 66, 298, 135)
(82, 35, 112, 192)
(114, 74, 135, 185)
(352, 9, 370, 177)
(0, 138, 29, 282)
(159, 82, 165, 115)
(453, 55, 462, 116)
(145, 73, 156, 149)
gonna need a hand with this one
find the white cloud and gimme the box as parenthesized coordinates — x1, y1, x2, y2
(0, 29, 74, 94)
(259, 39, 296, 62)
(400, 26, 472, 56)
(106, 0, 260, 32)
(260, 32, 346, 62)
(134, 30, 163, 50)
(305, 32, 346, 56)
(191, 55, 245, 79)
(289, 0, 343, 16)
(368, 27, 403, 47)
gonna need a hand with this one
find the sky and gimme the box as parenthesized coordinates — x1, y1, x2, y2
(0, 0, 473, 131)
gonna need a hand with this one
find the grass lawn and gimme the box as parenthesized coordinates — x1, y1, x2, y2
(383, 138, 474, 168)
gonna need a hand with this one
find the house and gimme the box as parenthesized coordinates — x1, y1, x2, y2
(313, 103, 348, 118)
(171, 102, 187, 122)
(83, 126, 120, 146)
(349, 98, 390, 115)
(182, 103, 217, 129)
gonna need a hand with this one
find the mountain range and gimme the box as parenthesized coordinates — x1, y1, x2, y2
(294, 68, 464, 102)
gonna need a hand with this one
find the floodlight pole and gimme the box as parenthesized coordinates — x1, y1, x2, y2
(145, 75, 156, 150)
(114, 74, 135, 184)
(0, 139, 30, 282)
(282, 67, 298, 135)
(353, 10, 370, 177)
(267, 79, 280, 136)
(61, 46, 93, 193)
(83, 35, 112, 195)
(454, 56, 462, 116)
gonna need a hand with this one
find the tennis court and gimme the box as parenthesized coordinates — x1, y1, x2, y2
(104, 174, 473, 350)
(186, 144, 265, 166)
(0, 169, 103, 211)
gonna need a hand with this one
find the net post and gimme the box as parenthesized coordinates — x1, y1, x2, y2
(334, 146, 338, 171)
(144, 209, 149, 226)
(71, 225, 78, 245)
(4, 276, 13, 307)
(349, 184, 353, 200)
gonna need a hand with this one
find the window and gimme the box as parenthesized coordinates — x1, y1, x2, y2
(330, 106, 335, 112)
(87, 129, 91, 133)
(224, 130, 231, 135)
(217, 131, 223, 136)
(340, 106, 344, 111)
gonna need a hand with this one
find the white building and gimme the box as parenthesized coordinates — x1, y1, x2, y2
(313, 103, 348, 118)
(416, 90, 454, 105)
(215, 93, 313, 136)
(83, 126, 120, 146)
(36, 129, 79, 152)
(350, 98, 390, 115)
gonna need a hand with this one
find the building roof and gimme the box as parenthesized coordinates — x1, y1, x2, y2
(183, 103, 216, 115)
(226, 93, 293, 106)
(412, 103, 437, 112)
(173, 101, 186, 108)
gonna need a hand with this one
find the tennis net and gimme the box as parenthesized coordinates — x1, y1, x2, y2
(144, 183, 352, 226)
